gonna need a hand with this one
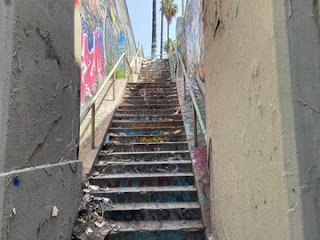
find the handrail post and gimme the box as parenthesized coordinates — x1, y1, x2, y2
(112, 71, 115, 101)
(124, 54, 126, 78)
(183, 74, 186, 101)
(91, 103, 96, 149)
(193, 105, 198, 147)
(135, 57, 138, 73)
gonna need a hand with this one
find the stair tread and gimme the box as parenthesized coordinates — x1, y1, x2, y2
(108, 220, 203, 232)
(105, 141, 188, 146)
(90, 172, 194, 179)
(95, 160, 192, 166)
(99, 150, 189, 156)
(92, 185, 196, 194)
(109, 126, 184, 130)
(112, 120, 183, 123)
(107, 202, 200, 211)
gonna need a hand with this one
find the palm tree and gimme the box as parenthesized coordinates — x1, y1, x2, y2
(161, 0, 178, 45)
(151, 0, 157, 59)
(160, 1, 164, 59)
(164, 38, 175, 53)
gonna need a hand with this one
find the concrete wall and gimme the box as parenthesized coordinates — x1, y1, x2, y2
(204, 0, 320, 239)
(76, 0, 137, 107)
(0, 0, 82, 239)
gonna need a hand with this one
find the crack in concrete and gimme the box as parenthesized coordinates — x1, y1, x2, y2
(295, 99, 320, 115)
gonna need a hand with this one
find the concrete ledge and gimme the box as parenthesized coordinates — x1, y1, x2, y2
(0, 160, 82, 240)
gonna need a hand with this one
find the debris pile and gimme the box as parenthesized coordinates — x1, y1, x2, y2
(72, 183, 120, 240)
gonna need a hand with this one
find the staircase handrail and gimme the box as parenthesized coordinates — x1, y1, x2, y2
(172, 52, 207, 145)
(80, 52, 133, 148)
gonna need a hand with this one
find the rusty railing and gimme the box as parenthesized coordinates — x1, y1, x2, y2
(80, 51, 135, 149)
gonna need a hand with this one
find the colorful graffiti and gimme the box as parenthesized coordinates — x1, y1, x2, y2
(176, 0, 205, 91)
(79, 0, 135, 106)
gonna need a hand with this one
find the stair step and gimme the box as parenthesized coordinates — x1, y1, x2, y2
(109, 126, 185, 136)
(113, 114, 182, 121)
(91, 186, 197, 203)
(126, 86, 176, 90)
(103, 202, 201, 221)
(118, 104, 179, 110)
(95, 160, 193, 174)
(111, 120, 184, 128)
(123, 95, 178, 100)
(107, 220, 204, 240)
(89, 172, 194, 187)
(98, 150, 191, 161)
(115, 109, 179, 115)
(103, 142, 188, 152)
(122, 99, 179, 105)
(127, 83, 176, 87)
(107, 134, 187, 143)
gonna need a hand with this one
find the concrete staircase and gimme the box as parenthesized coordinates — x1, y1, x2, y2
(89, 59, 205, 240)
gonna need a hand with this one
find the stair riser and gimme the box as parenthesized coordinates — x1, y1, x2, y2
(89, 176, 194, 188)
(108, 230, 205, 240)
(122, 100, 179, 105)
(105, 208, 201, 221)
(103, 143, 188, 152)
(111, 121, 183, 128)
(113, 115, 182, 121)
(115, 109, 178, 115)
(118, 105, 178, 110)
(108, 135, 187, 143)
(126, 86, 176, 90)
(125, 90, 177, 95)
(98, 152, 191, 161)
(95, 163, 192, 174)
(109, 127, 185, 136)
(123, 96, 178, 101)
(127, 84, 176, 88)
(92, 191, 198, 203)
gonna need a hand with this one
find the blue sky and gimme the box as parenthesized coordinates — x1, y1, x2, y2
(126, 0, 184, 57)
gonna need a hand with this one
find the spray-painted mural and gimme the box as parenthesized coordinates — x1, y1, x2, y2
(79, 0, 136, 106)
(176, 0, 205, 92)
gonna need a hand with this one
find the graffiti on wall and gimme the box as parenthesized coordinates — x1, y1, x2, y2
(79, 0, 134, 106)
(177, 0, 205, 91)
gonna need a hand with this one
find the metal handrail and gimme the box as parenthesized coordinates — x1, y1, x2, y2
(173, 52, 207, 145)
(80, 52, 133, 148)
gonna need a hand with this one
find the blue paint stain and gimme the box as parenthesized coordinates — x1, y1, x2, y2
(13, 176, 20, 186)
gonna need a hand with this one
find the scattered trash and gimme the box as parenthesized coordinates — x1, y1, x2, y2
(52, 206, 59, 217)
(119, 133, 127, 137)
(72, 186, 119, 240)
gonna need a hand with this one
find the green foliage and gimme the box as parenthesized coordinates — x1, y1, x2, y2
(164, 38, 176, 53)
(116, 69, 125, 79)
(161, 0, 178, 24)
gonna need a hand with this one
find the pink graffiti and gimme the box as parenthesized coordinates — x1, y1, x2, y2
(74, 0, 79, 7)
(81, 29, 105, 106)
(191, 146, 208, 171)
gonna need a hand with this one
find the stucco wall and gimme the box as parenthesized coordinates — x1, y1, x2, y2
(76, 0, 137, 107)
(0, 0, 82, 239)
(204, 0, 320, 239)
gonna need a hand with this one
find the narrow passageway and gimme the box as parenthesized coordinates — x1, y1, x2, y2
(84, 59, 205, 239)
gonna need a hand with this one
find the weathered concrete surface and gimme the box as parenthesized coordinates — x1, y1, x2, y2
(1, 0, 80, 172)
(0, 161, 82, 240)
(0, 0, 82, 239)
(204, 0, 320, 239)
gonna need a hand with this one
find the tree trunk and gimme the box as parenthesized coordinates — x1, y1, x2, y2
(167, 21, 170, 48)
(151, 0, 157, 59)
(160, 1, 164, 59)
